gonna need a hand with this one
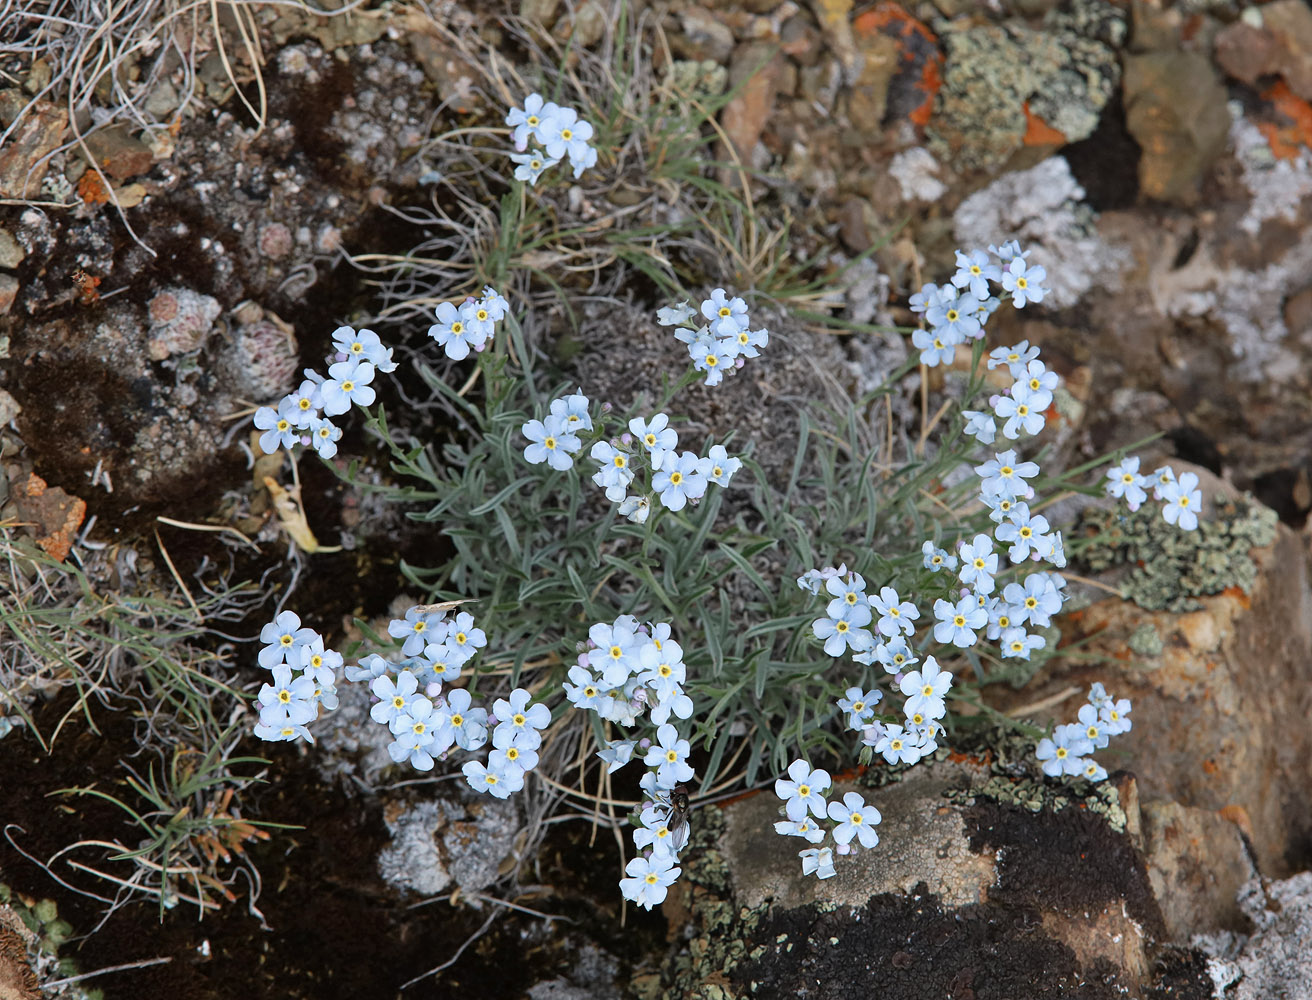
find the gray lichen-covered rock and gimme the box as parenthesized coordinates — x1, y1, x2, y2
(996, 465, 1312, 882)
(1196, 872, 1312, 999)
(377, 793, 519, 899)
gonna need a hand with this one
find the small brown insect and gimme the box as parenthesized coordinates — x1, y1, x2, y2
(667, 784, 691, 852)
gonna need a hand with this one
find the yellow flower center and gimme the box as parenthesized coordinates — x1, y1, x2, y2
(476, 309, 489, 321)
(452, 322, 464, 334)
(798, 784, 810, 797)
(718, 307, 731, 318)
(299, 398, 312, 410)
(1000, 466, 1014, 477)
(853, 701, 864, 712)
(277, 419, 290, 432)
(507, 747, 519, 761)
(670, 472, 683, 486)
(278, 689, 291, 703)
(392, 696, 405, 709)
(341, 380, 354, 393)
(705, 354, 718, 367)
(455, 632, 467, 645)
(280, 634, 293, 646)
(560, 128, 573, 141)
(544, 436, 556, 450)
(513, 713, 526, 727)
(351, 342, 363, 353)
(527, 115, 539, 126)
(890, 739, 903, 751)
(953, 615, 966, 627)
(451, 714, 463, 727)
(836, 621, 850, 634)
(666, 749, 678, 763)
(613, 455, 627, 468)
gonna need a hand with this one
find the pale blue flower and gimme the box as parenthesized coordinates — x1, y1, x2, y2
(589, 440, 635, 502)
(827, 791, 881, 849)
(254, 399, 301, 454)
(1081, 759, 1109, 782)
(908, 281, 942, 314)
(899, 656, 952, 720)
(813, 603, 874, 656)
(700, 288, 748, 338)
(597, 738, 637, 773)
(331, 326, 396, 372)
(911, 326, 957, 367)
(649, 687, 693, 726)
(257, 664, 317, 727)
(653, 451, 709, 511)
(1099, 698, 1132, 736)
(700, 444, 740, 487)
(690, 337, 734, 386)
(837, 686, 881, 729)
(619, 854, 681, 909)
(509, 148, 559, 185)
(951, 248, 1001, 300)
(1036, 725, 1093, 777)
(1160, 471, 1202, 530)
(285, 378, 322, 429)
(538, 106, 594, 167)
(774, 818, 826, 844)
(645, 723, 694, 787)
(989, 239, 1028, 263)
(872, 636, 917, 674)
(995, 506, 1052, 563)
(617, 494, 651, 523)
(1076, 704, 1110, 749)
(370, 669, 422, 726)
(490, 723, 540, 774)
(633, 805, 681, 859)
(824, 572, 868, 611)
(459, 298, 496, 343)
(933, 596, 987, 647)
(962, 409, 997, 445)
(549, 390, 592, 432)
(388, 729, 436, 771)
(588, 617, 642, 686)
(957, 534, 998, 594)
(921, 540, 957, 572)
(926, 285, 981, 341)
(388, 606, 449, 657)
(995, 382, 1049, 439)
(987, 341, 1040, 377)
(478, 286, 509, 321)
(493, 687, 551, 748)
(308, 415, 342, 459)
(629, 413, 678, 469)
(800, 846, 837, 879)
(564, 664, 605, 710)
(999, 626, 1046, 660)
(638, 641, 686, 701)
(657, 301, 697, 327)
(975, 449, 1040, 500)
(428, 301, 478, 360)
(505, 93, 561, 150)
(463, 758, 523, 798)
(444, 612, 486, 665)
(344, 652, 391, 683)
(873, 723, 924, 765)
(523, 413, 581, 470)
(775, 759, 831, 821)
(1018, 358, 1059, 396)
(725, 325, 768, 358)
(258, 611, 317, 668)
(320, 359, 376, 416)
(432, 688, 488, 752)
(1001, 257, 1048, 308)
(1105, 456, 1149, 511)
(871, 586, 919, 637)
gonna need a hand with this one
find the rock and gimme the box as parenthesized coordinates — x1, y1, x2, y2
(1254, 0, 1312, 100)
(1123, 51, 1230, 202)
(808, 0, 859, 80)
(0, 228, 23, 268)
(846, 30, 899, 129)
(721, 41, 783, 163)
(674, 759, 1173, 997)
(12, 472, 87, 562)
(1226, 872, 1312, 999)
(997, 465, 1312, 883)
(519, 0, 560, 27)
(145, 287, 222, 360)
(0, 97, 67, 198)
(1140, 800, 1255, 940)
(552, 0, 606, 49)
(82, 124, 155, 182)
(0, 275, 16, 317)
(376, 794, 520, 898)
(0, 389, 20, 425)
(1214, 20, 1281, 88)
(668, 6, 736, 65)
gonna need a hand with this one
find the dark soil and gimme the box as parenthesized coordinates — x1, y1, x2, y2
(0, 692, 654, 999)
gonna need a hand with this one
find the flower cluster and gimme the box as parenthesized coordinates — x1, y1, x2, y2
(505, 93, 598, 183)
(1105, 457, 1202, 531)
(521, 393, 741, 523)
(252, 326, 397, 460)
(656, 289, 769, 388)
(909, 243, 1047, 370)
(1035, 683, 1132, 783)
(772, 759, 882, 880)
(253, 611, 343, 743)
(560, 617, 697, 909)
(428, 286, 510, 361)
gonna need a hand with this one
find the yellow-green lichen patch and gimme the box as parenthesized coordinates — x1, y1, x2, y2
(1076, 494, 1278, 612)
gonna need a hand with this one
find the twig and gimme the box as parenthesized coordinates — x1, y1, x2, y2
(41, 956, 173, 988)
(1007, 685, 1082, 719)
(154, 528, 203, 622)
(156, 515, 260, 552)
(400, 909, 499, 989)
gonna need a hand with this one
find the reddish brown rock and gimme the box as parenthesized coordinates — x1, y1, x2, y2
(82, 124, 155, 182)
(12, 472, 87, 562)
(0, 97, 68, 199)
(721, 42, 783, 164)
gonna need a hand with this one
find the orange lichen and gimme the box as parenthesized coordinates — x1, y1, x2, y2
(1258, 80, 1312, 159)
(1022, 102, 1067, 146)
(76, 169, 111, 205)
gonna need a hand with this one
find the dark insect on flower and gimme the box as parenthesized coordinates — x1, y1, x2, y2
(667, 783, 691, 852)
